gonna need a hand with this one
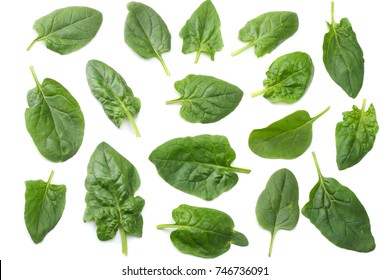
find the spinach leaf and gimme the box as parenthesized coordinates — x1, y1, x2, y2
(256, 168, 299, 256)
(302, 152, 375, 252)
(166, 74, 243, 123)
(252, 52, 314, 103)
(323, 1, 364, 98)
(249, 107, 329, 159)
(86, 59, 141, 137)
(180, 0, 223, 63)
(24, 171, 66, 244)
(157, 204, 248, 258)
(149, 135, 250, 201)
(84, 142, 145, 256)
(25, 66, 85, 162)
(27, 6, 103, 54)
(125, 2, 171, 76)
(336, 99, 379, 170)
(232, 11, 298, 57)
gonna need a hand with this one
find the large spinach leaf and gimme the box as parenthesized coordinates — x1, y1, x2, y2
(249, 107, 329, 159)
(180, 0, 223, 63)
(27, 6, 103, 54)
(302, 152, 375, 252)
(323, 1, 364, 98)
(336, 100, 379, 170)
(157, 204, 248, 258)
(124, 2, 171, 76)
(232, 11, 298, 57)
(84, 142, 145, 255)
(86, 59, 141, 137)
(24, 171, 66, 244)
(166, 74, 243, 123)
(252, 52, 314, 103)
(149, 135, 250, 200)
(25, 66, 85, 162)
(256, 168, 299, 256)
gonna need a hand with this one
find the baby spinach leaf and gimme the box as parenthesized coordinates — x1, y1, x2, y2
(27, 6, 103, 54)
(86, 59, 141, 137)
(166, 74, 243, 123)
(336, 99, 379, 170)
(256, 168, 299, 256)
(157, 204, 248, 258)
(302, 152, 375, 252)
(149, 135, 251, 201)
(231, 11, 298, 57)
(125, 2, 171, 76)
(84, 142, 145, 256)
(180, 0, 223, 63)
(323, 1, 364, 98)
(25, 171, 66, 244)
(25, 66, 85, 162)
(249, 107, 329, 159)
(252, 52, 314, 103)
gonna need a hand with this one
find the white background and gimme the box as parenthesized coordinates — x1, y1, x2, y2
(1, 0, 389, 279)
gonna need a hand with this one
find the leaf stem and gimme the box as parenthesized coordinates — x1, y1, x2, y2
(120, 227, 128, 256)
(156, 54, 170, 76)
(47, 170, 55, 185)
(194, 50, 201, 64)
(331, 1, 335, 25)
(231, 41, 256, 57)
(123, 109, 140, 137)
(361, 98, 367, 111)
(156, 224, 176, 230)
(27, 38, 39, 51)
(311, 151, 323, 180)
(268, 232, 276, 257)
(165, 99, 181, 105)
(29, 66, 43, 93)
(229, 166, 251, 174)
(251, 88, 267, 98)
(312, 106, 330, 122)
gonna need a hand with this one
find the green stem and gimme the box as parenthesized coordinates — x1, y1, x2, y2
(251, 88, 267, 98)
(156, 224, 176, 230)
(47, 170, 55, 185)
(156, 54, 170, 76)
(331, 1, 335, 25)
(29, 66, 43, 93)
(120, 227, 128, 256)
(361, 99, 367, 111)
(312, 106, 330, 122)
(311, 151, 323, 181)
(27, 38, 39, 51)
(231, 41, 256, 57)
(229, 166, 251, 174)
(165, 99, 181, 105)
(268, 232, 276, 257)
(123, 109, 140, 137)
(194, 50, 201, 64)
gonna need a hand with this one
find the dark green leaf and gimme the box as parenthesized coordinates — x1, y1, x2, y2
(157, 204, 248, 258)
(166, 74, 243, 123)
(25, 66, 85, 162)
(149, 135, 250, 201)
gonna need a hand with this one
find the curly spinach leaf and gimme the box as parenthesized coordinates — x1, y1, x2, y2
(149, 135, 250, 201)
(336, 100, 379, 170)
(157, 204, 248, 258)
(84, 142, 145, 256)
(252, 52, 314, 103)
(249, 107, 329, 159)
(25, 66, 85, 162)
(232, 11, 298, 57)
(86, 59, 141, 137)
(27, 6, 103, 54)
(180, 0, 223, 63)
(125, 2, 171, 75)
(24, 171, 66, 244)
(166, 74, 243, 123)
(256, 168, 299, 256)
(323, 1, 364, 98)
(302, 152, 375, 252)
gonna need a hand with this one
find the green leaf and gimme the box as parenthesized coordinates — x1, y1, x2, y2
(323, 1, 364, 98)
(232, 11, 298, 57)
(248, 107, 329, 159)
(24, 171, 66, 244)
(157, 204, 248, 258)
(124, 2, 171, 76)
(302, 152, 375, 252)
(179, 0, 223, 63)
(25, 66, 85, 162)
(27, 6, 103, 54)
(256, 168, 299, 256)
(166, 74, 243, 123)
(336, 99, 379, 170)
(252, 52, 314, 103)
(86, 59, 141, 137)
(84, 142, 145, 256)
(149, 135, 250, 201)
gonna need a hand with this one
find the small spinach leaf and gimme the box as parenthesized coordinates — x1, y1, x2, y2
(157, 204, 248, 258)
(252, 52, 314, 103)
(336, 99, 379, 170)
(27, 6, 103, 54)
(166, 74, 243, 123)
(256, 168, 299, 256)
(149, 135, 250, 201)
(124, 2, 171, 75)
(248, 107, 329, 159)
(302, 152, 375, 252)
